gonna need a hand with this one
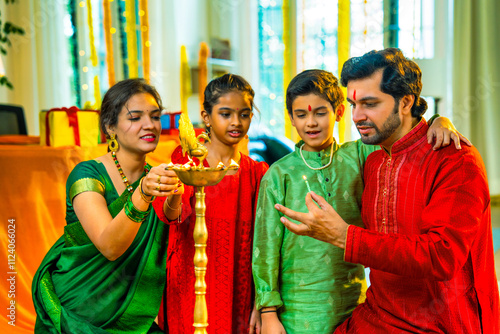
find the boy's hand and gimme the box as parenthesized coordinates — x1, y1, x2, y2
(427, 116, 472, 150)
(261, 309, 286, 334)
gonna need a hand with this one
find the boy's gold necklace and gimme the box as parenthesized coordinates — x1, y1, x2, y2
(299, 142, 334, 170)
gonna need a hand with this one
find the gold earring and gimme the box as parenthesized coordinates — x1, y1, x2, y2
(108, 134, 119, 151)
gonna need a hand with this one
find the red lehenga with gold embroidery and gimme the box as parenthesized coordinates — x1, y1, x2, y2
(154, 146, 268, 334)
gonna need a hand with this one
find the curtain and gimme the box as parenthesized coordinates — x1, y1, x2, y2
(1, 1, 74, 135)
(1, 1, 218, 134)
(453, 0, 500, 195)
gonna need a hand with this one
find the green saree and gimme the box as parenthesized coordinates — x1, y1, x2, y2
(32, 160, 168, 333)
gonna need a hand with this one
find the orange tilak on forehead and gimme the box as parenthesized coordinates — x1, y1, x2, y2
(353, 90, 356, 101)
(308, 105, 312, 111)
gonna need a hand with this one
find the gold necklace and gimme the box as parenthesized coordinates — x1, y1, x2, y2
(299, 142, 334, 170)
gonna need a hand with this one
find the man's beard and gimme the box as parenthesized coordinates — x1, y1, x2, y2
(356, 103, 401, 145)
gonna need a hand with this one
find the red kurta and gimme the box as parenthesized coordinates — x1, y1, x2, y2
(338, 120, 499, 333)
(154, 146, 268, 334)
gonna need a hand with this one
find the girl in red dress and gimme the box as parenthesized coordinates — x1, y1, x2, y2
(154, 74, 269, 334)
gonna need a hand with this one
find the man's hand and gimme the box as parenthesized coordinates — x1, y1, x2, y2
(274, 191, 349, 249)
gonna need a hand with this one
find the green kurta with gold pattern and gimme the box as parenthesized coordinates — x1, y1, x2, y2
(32, 160, 168, 333)
(252, 139, 377, 333)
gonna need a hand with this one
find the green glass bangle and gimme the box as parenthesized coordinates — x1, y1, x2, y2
(124, 198, 150, 223)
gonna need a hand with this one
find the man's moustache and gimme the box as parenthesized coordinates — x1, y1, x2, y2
(356, 121, 376, 127)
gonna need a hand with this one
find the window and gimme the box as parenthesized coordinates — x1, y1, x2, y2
(389, 0, 435, 59)
(67, 0, 139, 108)
(257, 0, 286, 135)
(350, 0, 384, 57)
(257, 0, 434, 140)
(296, 0, 339, 74)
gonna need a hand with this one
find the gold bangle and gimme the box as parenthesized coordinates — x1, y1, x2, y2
(166, 196, 182, 224)
(139, 177, 155, 203)
(166, 197, 182, 210)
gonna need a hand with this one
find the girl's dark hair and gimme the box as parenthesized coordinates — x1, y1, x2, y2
(203, 73, 255, 114)
(100, 78, 163, 137)
(286, 69, 344, 116)
(340, 48, 427, 118)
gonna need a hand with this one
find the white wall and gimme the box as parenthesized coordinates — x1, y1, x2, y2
(0, 0, 252, 134)
(0, 0, 74, 135)
(149, 0, 257, 125)
(416, 0, 452, 119)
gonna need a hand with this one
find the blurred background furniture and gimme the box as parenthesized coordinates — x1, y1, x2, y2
(0, 104, 27, 135)
(249, 133, 295, 166)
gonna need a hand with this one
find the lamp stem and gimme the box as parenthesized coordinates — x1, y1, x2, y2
(193, 186, 208, 333)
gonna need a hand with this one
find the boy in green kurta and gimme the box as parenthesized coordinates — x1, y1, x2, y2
(253, 70, 461, 333)
(252, 69, 376, 333)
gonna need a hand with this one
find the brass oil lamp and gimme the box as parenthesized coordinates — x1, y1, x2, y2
(167, 113, 238, 334)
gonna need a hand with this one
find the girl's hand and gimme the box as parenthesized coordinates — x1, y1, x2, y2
(261, 309, 286, 334)
(427, 116, 472, 150)
(143, 164, 183, 198)
(249, 303, 261, 334)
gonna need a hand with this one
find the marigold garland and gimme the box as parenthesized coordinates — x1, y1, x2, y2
(125, 0, 138, 77)
(139, 0, 150, 83)
(86, 0, 98, 67)
(198, 42, 209, 111)
(180, 45, 191, 114)
(103, 0, 116, 86)
(337, 0, 350, 143)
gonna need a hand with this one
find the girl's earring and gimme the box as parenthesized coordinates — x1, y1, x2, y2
(108, 134, 119, 151)
(206, 124, 211, 137)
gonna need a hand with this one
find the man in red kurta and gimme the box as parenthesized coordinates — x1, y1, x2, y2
(276, 48, 499, 333)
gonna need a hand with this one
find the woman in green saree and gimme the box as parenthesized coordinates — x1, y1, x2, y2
(32, 79, 184, 333)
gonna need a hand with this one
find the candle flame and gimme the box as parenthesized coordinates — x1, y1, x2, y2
(303, 174, 312, 194)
